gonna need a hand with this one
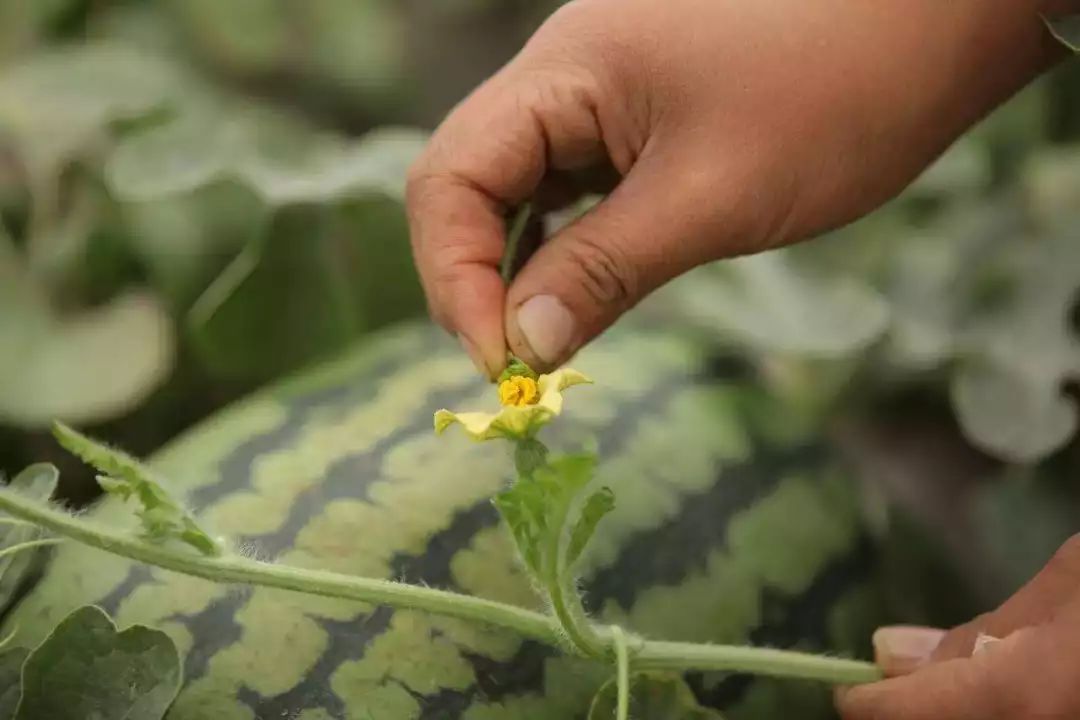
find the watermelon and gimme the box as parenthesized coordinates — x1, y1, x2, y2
(3, 321, 887, 719)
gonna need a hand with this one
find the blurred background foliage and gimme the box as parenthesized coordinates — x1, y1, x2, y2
(0, 0, 1077, 619)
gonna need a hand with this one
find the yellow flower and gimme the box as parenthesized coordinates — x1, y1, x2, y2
(498, 376, 539, 407)
(434, 368, 592, 441)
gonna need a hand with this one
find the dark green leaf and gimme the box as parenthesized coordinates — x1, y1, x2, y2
(0, 648, 28, 718)
(566, 487, 615, 568)
(52, 424, 222, 556)
(15, 605, 180, 720)
(588, 672, 726, 720)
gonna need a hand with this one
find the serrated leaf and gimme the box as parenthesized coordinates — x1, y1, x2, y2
(0, 291, 174, 427)
(566, 488, 614, 568)
(494, 454, 604, 582)
(0, 464, 58, 614)
(52, 423, 222, 556)
(659, 251, 890, 357)
(15, 605, 180, 720)
(588, 672, 726, 720)
(0, 648, 28, 718)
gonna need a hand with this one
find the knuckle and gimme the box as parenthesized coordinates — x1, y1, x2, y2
(565, 231, 637, 311)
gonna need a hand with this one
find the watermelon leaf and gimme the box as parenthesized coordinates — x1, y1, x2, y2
(52, 423, 223, 556)
(494, 452, 612, 584)
(0, 648, 28, 717)
(588, 672, 727, 720)
(566, 487, 615, 569)
(15, 605, 181, 720)
(0, 464, 59, 614)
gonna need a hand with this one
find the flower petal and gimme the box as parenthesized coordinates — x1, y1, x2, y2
(435, 368, 592, 441)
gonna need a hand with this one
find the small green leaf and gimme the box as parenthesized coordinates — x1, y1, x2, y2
(566, 487, 615, 568)
(498, 356, 539, 384)
(588, 672, 727, 720)
(52, 423, 222, 556)
(15, 605, 181, 720)
(0, 648, 28, 717)
(494, 453, 607, 583)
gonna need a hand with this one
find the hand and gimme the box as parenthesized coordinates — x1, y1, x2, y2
(406, 0, 1066, 376)
(837, 534, 1080, 719)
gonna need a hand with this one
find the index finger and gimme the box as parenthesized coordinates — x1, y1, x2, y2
(406, 75, 547, 378)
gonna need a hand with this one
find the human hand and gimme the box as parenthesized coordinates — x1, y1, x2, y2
(407, 0, 1067, 376)
(837, 534, 1080, 719)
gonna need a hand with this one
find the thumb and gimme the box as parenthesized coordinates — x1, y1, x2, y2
(505, 155, 728, 369)
(837, 628, 1038, 720)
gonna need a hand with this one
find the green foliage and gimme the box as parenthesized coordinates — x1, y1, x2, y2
(0, 463, 58, 613)
(52, 422, 221, 556)
(499, 356, 540, 384)
(656, 252, 891, 358)
(494, 453, 613, 580)
(15, 605, 181, 720)
(588, 672, 726, 720)
(0, 648, 27, 717)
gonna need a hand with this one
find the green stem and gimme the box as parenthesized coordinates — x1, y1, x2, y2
(547, 576, 607, 659)
(0, 489, 883, 686)
(612, 626, 630, 720)
(500, 203, 533, 285)
(0, 490, 559, 644)
(0, 538, 62, 560)
(635, 640, 882, 685)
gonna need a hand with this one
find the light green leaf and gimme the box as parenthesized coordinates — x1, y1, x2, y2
(1047, 15, 1080, 52)
(0, 464, 59, 613)
(15, 605, 181, 720)
(566, 488, 615, 568)
(950, 230, 1080, 462)
(658, 251, 890, 357)
(0, 648, 28, 717)
(588, 672, 726, 720)
(107, 105, 428, 205)
(0, 291, 174, 427)
(52, 423, 222, 556)
(0, 42, 174, 180)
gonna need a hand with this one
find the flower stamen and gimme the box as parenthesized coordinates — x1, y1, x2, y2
(499, 376, 539, 407)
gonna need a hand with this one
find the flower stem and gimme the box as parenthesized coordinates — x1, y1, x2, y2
(0, 489, 882, 686)
(500, 203, 533, 284)
(611, 626, 631, 720)
(547, 576, 607, 659)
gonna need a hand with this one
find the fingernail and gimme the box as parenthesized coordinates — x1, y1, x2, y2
(873, 626, 946, 675)
(516, 295, 577, 365)
(457, 334, 490, 378)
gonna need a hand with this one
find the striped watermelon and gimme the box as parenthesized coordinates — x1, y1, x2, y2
(4, 321, 886, 719)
